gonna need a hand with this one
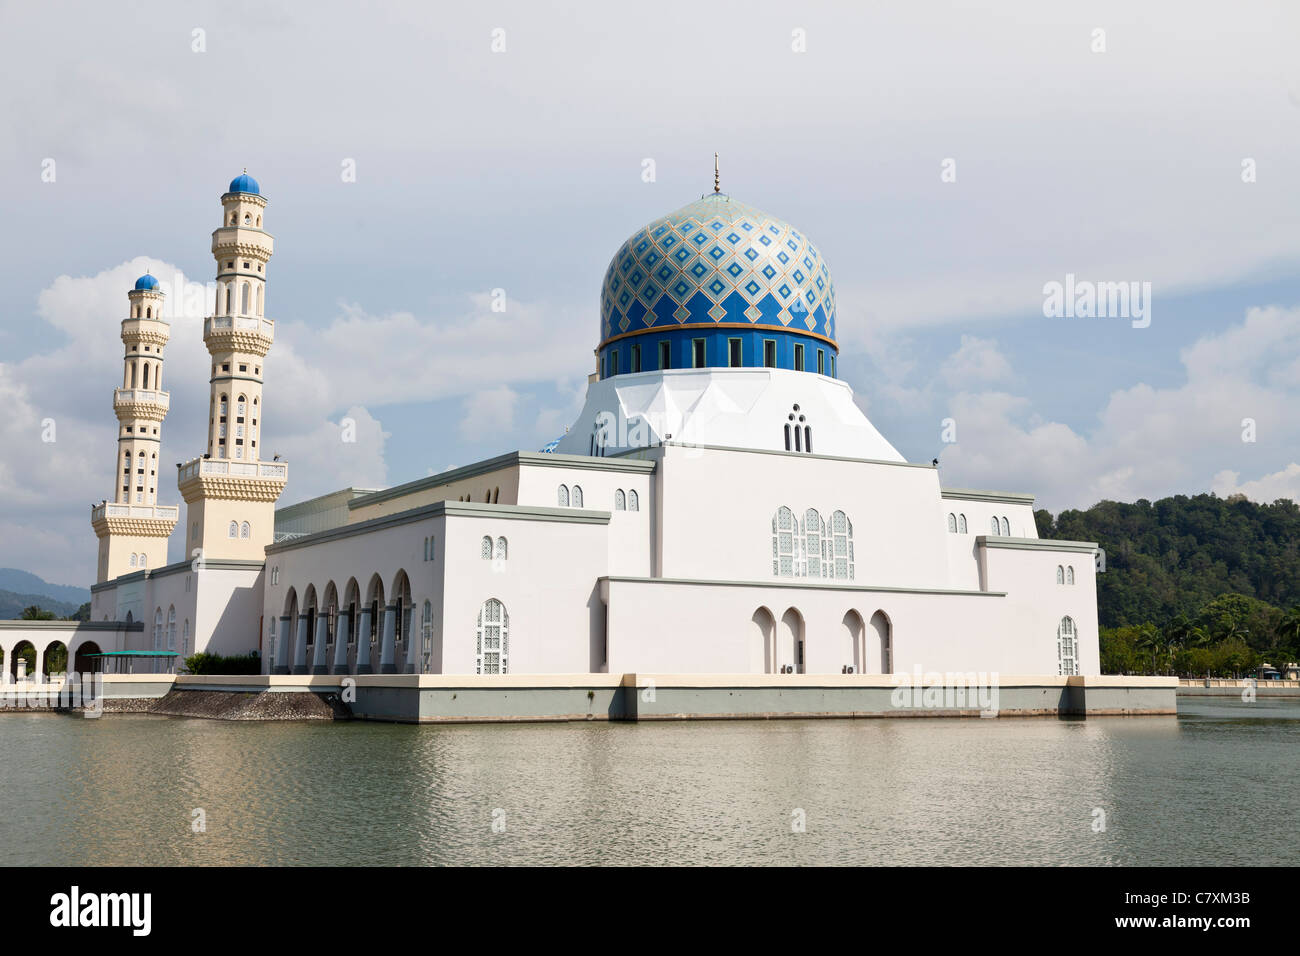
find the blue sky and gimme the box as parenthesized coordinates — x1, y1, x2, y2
(2, 0, 1299, 584)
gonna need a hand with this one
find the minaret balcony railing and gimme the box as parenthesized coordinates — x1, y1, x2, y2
(204, 314, 275, 340)
(178, 458, 288, 482)
(113, 388, 170, 411)
(91, 502, 180, 522)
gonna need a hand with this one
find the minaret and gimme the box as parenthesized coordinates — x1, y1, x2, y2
(177, 172, 287, 562)
(90, 274, 180, 582)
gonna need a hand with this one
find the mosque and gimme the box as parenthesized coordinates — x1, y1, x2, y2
(44, 172, 1101, 683)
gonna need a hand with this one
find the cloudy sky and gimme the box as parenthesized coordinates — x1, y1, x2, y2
(2, 0, 1299, 585)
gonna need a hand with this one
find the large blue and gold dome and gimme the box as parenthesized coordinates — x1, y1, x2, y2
(597, 192, 838, 379)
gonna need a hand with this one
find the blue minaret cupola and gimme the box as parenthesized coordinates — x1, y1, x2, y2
(133, 273, 160, 291)
(597, 164, 838, 381)
(228, 169, 261, 195)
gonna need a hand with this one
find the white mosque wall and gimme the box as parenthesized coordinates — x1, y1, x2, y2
(439, 512, 611, 674)
(194, 564, 265, 659)
(653, 444, 951, 587)
(263, 502, 614, 675)
(980, 540, 1101, 675)
(602, 577, 1091, 677)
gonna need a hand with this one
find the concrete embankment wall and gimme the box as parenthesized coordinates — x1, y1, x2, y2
(1177, 679, 1300, 698)
(2, 673, 1177, 722)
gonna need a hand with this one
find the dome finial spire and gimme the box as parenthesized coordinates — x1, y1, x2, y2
(713, 152, 720, 194)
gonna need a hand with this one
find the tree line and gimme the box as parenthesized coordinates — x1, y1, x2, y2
(1037, 493, 1300, 676)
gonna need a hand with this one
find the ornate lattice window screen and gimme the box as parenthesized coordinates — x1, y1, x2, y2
(476, 598, 509, 675)
(771, 506, 853, 580)
(1057, 616, 1078, 676)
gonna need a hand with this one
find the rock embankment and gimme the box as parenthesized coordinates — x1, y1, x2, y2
(144, 688, 352, 721)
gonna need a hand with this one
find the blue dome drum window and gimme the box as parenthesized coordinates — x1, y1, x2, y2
(598, 193, 838, 379)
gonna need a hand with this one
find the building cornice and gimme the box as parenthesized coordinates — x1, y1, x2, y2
(640, 441, 931, 470)
(941, 487, 1036, 505)
(601, 575, 1006, 597)
(90, 558, 266, 591)
(977, 536, 1097, 553)
(178, 472, 286, 503)
(91, 515, 177, 538)
(346, 451, 656, 511)
(270, 500, 611, 555)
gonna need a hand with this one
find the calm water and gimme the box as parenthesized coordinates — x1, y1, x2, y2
(1, 698, 1297, 865)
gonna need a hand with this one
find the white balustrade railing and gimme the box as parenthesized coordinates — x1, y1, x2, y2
(113, 388, 170, 408)
(91, 502, 179, 522)
(178, 458, 287, 482)
(204, 315, 275, 338)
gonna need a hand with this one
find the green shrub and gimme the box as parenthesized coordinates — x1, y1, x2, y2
(183, 651, 261, 675)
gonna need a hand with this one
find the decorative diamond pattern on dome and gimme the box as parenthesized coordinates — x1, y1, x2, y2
(599, 193, 836, 346)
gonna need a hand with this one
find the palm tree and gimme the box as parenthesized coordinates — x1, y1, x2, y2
(1279, 606, 1300, 650)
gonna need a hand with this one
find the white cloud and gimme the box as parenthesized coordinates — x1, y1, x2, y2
(459, 385, 519, 441)
(939, 335, 1013, 389)
(936, 306, 1300, 510)
(1211, 463, 1300, 502)
(2, 260, 594, 581)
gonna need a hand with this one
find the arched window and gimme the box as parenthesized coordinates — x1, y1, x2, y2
(947, 513, 956, 533)
(182, 619, 190, 656)
(420, 600, 432, 673)
(240, 521, 250, 539)
(804, 508, 824, 578)
(495, 537, 507, 560)
(572, 485, 584, 507)
(228, 521, 238, 538)
(628, 489, 639, 511)
(615, 489, 626, 511)
(153, 608, 163, 653)
(224, 285, 232, 314)
(167, 606, 176, 650)
(831, 510, 855, 580)
(772, 506, 796, 577)
(991, 517, 1001, 535)
(129, 553, 137, 568)
(241, 282, 250, 314)
(557, 484, 569, 507)
(480, 535, 493, 559)
(1058, 616, 1078, 675)
(139, 553, 146, 568)
(476, 599, 509, 675)
(958, 514, 967, 534)
(142, 362, 150, 389)
(1056, 565, 1065, 584)
(1066, 565, 1075, 585)
(1001, 517, 1010, 536)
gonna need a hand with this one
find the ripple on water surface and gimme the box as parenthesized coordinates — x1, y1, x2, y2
(1, 699, 1296, 866)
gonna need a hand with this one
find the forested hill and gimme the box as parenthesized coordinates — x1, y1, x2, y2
(1035, 493, 1300, 629)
